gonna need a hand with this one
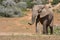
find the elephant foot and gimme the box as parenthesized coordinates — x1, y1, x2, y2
(43, 32, 48, 35)
(50, 32, 53, 35)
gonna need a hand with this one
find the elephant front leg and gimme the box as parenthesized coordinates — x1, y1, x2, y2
(36, 18, 40, 33)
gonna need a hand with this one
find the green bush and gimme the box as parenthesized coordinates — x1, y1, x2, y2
(42, 0, 49, 4)
(0, 0, 3, 4)
(16, 2, 27, 11)
(0, 0, 28, 18)
(0, 5, 23, 17)
(51, 0, 60, 5)
(54, 26, 60, 35)
(2, 0, 16, 7)
(27, 1, 37, 8)
(27, 1, 32, 8)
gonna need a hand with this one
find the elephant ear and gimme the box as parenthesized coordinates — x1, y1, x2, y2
(40, 8, 51, 18)
(32, 5, 40, 17)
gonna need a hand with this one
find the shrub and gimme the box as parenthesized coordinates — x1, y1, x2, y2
(27, 1, 37, 8)
(0, 5, 23, 17)
(42, 0, 49, 4)
(51, 0, 60, 5)
(0, 0, 27, 18)
(17, 2, 27, 9)
(26, 1, 32, 8)
(54, 26, 60, 35)
(36, 0, 43, 5)
(0, 0, 3, 4)
(2, 0, 16, 7)
(14, 0, 20, 3)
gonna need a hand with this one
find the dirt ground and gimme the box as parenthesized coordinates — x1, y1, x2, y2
(0, 10, 36, 33)
(0, 35, 60, 40)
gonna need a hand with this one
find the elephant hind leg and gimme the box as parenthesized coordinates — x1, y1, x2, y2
(49, 18, 53, 34)
(43, 20, 48, 34)
(46, 25, 49, 34)
(49, 21, 53, 34)
(43, 25, 48, 34)
(49, 25, 53, 34)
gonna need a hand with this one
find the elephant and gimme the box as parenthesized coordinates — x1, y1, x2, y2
(28, 5, 53, 34)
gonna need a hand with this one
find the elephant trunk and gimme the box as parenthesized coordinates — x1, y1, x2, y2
(28, 14, 36, 25)
(28, 5, 38, 25)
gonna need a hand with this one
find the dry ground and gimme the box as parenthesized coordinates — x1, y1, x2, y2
(0, 35, 60, 40)
(0, 10, 36, 33)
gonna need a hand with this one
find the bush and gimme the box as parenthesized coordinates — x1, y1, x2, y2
(2, 0, 16, 7)
(54, 26, 60, 35)
(17, 2, 27, 9)
(0, 0, 3, 4)
(0, 5, 23, 17)
(14, 0, 20, 3)
(36, 0, 43, 5)
(42, 0, 49, 4)
(26, 1, 32, 8)
(51, 0, 60, 5)
(0, 0, 27, 18)
(27, 1, 37, 8)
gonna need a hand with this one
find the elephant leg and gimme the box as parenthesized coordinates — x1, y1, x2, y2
(49, 17, 53, 34)
(49, 26, 53, 34)
(46, 25, 49, 34)
(43, 20, 48, 34)
(43, 25, 48, 34)
(49, 23, 53, 34)
(36, 17, 40, 33)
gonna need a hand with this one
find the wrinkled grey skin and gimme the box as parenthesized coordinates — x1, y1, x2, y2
(28, 5, 53, 34)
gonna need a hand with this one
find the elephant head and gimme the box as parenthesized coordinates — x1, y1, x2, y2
(28, 5, 45, 25)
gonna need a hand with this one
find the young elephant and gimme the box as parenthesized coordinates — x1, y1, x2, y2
(28, 5, 53, 34)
